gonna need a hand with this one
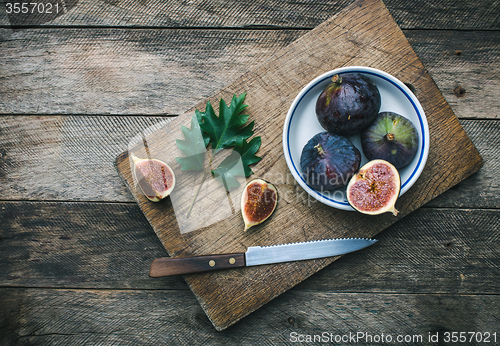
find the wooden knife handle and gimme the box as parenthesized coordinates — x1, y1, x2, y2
(149, 253, 246, 277)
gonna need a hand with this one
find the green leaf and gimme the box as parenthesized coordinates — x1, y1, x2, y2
(211, 151, 245, 191)
(198, 93, 254, 151)
(211, 136, 262, 190)
(195, 109, 210, 148)
(233, 136, 262, 177)
(175, 93, 262, 189)
(175, 114, 206, 171)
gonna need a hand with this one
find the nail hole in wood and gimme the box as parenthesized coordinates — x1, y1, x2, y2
(453, 85, 466, 98)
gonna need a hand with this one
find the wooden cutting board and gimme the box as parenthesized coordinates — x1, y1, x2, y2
(115, 0, 483, 330)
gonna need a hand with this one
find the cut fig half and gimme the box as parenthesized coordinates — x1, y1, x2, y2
(346, 160, 400, 216)
(241, 179, 278, 232)
(131, 153, 176, 202)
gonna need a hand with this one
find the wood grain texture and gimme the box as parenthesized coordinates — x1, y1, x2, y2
(0, 115, 175, 201)
(406, 31, 500, 120)
(115, 0, 483, 330)
(1, 202, 498, 294)
(425, 120, 499, 208)
(0, 29, 498, 117)
(0, 29, 303, 115)
(149, 253, 246, 277)
(0, 201, 187, 290)
(0, 117, 497, 207)
(1, 0, 498, 30)
(2, 288, 498, 345)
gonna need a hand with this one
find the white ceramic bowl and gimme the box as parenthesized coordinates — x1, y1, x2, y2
(283, 66, 429, 210)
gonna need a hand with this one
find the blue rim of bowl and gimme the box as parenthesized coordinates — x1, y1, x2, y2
(284, 67, 428, 208)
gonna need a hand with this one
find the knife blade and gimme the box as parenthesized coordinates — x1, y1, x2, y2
(149, 238, 377, 277)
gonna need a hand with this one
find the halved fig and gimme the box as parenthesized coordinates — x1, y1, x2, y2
(346, 160, 400, 216)
(131, 153, 176, 202)
(241, 179, 278, 231)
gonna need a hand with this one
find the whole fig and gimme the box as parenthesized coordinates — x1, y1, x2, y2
(316, 73, 381, 135)
(361, 112, 419, 169)
(300, 132, 361, 190)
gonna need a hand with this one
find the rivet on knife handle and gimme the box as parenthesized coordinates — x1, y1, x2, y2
(149, 253, 246, 277)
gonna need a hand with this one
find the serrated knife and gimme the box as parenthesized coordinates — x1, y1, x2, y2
(149, 237, 377, 277)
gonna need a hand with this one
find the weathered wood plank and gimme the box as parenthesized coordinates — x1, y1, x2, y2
(0, 29, 498, 118)
(425, 120, 500, 208)
(0, 201, 188, 290)
(1, 288, 498, 344)
(1, 0, 498, 30)
(0, 28, 303, 115)
(0, 115, 171, 201)
(1, 118, 497, 207)
(406, 31, 500, 120)
(1, 202, 499, 294)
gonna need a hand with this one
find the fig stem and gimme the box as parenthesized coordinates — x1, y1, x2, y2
(331, 74, 342, 85)
(390, 207, 399, 216)
(314, 143, 325, 156)
(386, 133, 395, 141)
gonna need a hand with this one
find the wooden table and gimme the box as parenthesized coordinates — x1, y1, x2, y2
(1, 0, 498, 343)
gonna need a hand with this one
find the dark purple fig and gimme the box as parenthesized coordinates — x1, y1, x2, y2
(361, 112, 419, 169)
(300, 132, 361, 190)
(316, 73, 381, 135)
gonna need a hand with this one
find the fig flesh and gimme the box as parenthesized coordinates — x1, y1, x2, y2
(316, 73, 381, 135)
(361, 112, 419, 169)
(241, 179, 278, 232)
(346, 160, 400, 216)
(131, 153, 176, 202)
(300, 132, 361, 190)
